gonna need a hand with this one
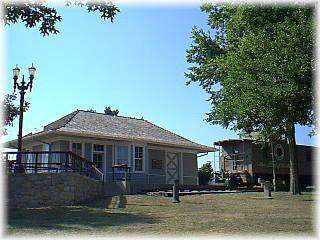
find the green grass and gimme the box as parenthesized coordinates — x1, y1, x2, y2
(7, 192, 315, 236)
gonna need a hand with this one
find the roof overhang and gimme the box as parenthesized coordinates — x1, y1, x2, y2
(4, 129, 217, 153)
(56, 130, 217, 153)
(213, 138, 254, 146)
(3, 130, 57, 149)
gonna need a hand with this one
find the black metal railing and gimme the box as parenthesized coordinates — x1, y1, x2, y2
(3, 151, 104, 182)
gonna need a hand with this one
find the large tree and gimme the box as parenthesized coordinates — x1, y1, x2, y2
(186, 4, 315, 195)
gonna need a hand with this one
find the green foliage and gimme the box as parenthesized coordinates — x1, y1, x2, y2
(198, 161, 213, 185)
(186, 5, 315, 141)
(2, 93, 29, 135)
(104, 106, 119, 116)
(85, 106, 119, 116)
(2, 0, 120, 36)
(86, 108, 97, 113)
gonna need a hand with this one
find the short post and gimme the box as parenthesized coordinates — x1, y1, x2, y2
(172, 179, 180, 203)
(34, 153, 38, 173)
(65, 153, 69, 172)
(124, 167, 128, 181)
(116, 194, 127, 208)
(264, 181, 272, 198)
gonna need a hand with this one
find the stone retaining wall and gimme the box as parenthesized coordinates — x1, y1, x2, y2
(8, 172, 103, 209)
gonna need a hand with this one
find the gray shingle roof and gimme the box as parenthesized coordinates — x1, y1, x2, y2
(43, 110, 215, 152)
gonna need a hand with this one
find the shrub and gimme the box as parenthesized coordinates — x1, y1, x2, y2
(198, 162, 213, 185)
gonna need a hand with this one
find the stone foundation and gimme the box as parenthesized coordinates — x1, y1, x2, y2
(8, 172, 103, 209)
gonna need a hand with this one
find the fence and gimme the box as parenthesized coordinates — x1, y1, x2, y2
(3, 151, 104, 182)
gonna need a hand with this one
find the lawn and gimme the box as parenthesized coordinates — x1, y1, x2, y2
(7, 192, 315, 236)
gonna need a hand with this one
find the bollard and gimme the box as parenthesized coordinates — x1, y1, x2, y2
(116, 194, 127, 208)
(258, 178, 264, 185)
(124, 170, 128, 181)
(264, 181, 272, 198)
(172, 179, 180, 203)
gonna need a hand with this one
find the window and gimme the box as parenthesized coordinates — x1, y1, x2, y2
(116, 146, 129, 165)
(93, 153, 103, 170)
(232, 160, 237, 171)
(72, 143, 82, 156)
(94, 144, 104, 152)
(134, 146, 144, 172)
(93, 144, 104, 170)
(274, 144, 284, 161)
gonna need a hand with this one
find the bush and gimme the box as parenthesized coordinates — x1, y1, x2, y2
(198, 162, 213, 185)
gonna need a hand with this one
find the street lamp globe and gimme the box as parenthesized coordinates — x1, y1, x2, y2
(13, 65, 20, 77)
(28, 64, 36, 77)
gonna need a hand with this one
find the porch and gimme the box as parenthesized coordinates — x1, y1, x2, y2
(3, 143, 200, 187)
(3, 151, 104, 182)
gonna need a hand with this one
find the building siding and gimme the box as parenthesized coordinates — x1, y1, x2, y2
(148, 149, 165, 175)
(51, 141, 60, 151)
(105, 145, 113, 175)
(218, 140, 315, 187)
(32, 145, 43, 151)
(182, 153, 198, 185)
(59, 141, 70, 152)
(20, 136, 201, 186)
(147, 149, 166, 185)
(183, 176, 198, 185)
(148, 174, 166, 184)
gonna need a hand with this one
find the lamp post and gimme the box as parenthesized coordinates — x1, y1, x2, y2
(13, 64, 36, 173)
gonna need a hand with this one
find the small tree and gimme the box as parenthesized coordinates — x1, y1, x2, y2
(1, 93, 29, 135)
(84, 106, 119, 116)
(198, 161, 213, 185)
(104, 106, 119, 116)
(86, 108, 97, 113)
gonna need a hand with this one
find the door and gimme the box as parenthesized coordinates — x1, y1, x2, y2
(166, 152, 179, 184)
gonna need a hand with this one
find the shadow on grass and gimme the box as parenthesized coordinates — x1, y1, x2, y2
(84, 197, 171, 208)
(125, 204, 170, 207)
(8, 204, 158, 232)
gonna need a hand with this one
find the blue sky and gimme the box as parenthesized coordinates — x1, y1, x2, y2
(3, 5, 315, 168)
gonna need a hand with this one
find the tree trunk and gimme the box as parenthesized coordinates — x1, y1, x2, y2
(287, 123, 301, 195)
